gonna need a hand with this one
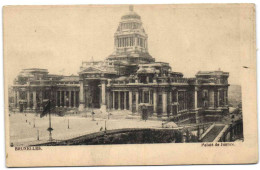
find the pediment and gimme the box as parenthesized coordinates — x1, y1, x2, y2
(80, 66, 103, 74)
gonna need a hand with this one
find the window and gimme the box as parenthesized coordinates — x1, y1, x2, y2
(144, 91, 149, 103)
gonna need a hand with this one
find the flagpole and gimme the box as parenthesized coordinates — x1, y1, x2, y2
(48, 109, 53, 141)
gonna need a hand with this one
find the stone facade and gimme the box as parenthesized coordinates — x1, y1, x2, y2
(10, 6, 229, 121)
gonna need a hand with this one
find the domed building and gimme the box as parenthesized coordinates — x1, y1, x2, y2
(11, 6, 230, 123)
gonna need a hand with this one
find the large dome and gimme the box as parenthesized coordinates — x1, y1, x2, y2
(121, 6, 141, 20)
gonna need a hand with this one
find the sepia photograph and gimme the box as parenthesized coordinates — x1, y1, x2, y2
(3, 4, 257, 166)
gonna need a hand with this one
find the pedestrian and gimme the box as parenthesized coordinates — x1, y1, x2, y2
(100, 127, 103, 131)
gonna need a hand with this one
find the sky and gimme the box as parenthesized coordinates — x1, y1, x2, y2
(4, 5, 243, 85)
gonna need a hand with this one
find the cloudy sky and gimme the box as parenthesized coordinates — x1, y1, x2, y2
(4, 5, 244, 85)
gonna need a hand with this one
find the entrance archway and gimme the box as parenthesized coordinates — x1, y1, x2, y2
(87, 80, 101, 108)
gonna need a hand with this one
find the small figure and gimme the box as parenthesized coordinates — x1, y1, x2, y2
(92, 111, 95, 121)
(100, 127, 103, 131)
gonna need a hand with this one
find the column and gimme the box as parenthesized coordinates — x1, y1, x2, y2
(69, 91, 72, 107)
(85, 89, 88, 109)
(39, 90, 43, 110)
(33, 91, 37, 110)
(142, 91, 144, 103)
(209, 89, 215, 107)
(14, 91, 17, 108)
(184, 91, 187, 110)
(136, 91, 139, 113)
(153, 90, 157, 114)
(17, 91, 20, 108)
(129, 91, 132, 112)
(59, 91, 62, 107)
(226, 89, 228, 105)
(149, 90, 151, 104)
(169, 91, 172, 114)
(162, 91, 167, 115)
(224, 90, 227, 106)
(74, 91, 76, 108)
(113, 91, 115, 109)
(124, 91, 127, 110)
(176, 90, 179, 114)
(27, 90, 30, 109)
(101, 81, 106, 106)
(118, 91, 121, 110)
(64, 91, 67, 108)
(194, 87, 199, 123)
(217, 89, 220, 107)
(78, 80, 85, 111)
(55, 91, 58, 107)
(146, 77, 149, 84)
(146, 39, 148, 51)
(194, 88, 198, 109)
(107, 91, 111, 110)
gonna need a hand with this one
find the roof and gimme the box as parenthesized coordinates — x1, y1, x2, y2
(137, 67, 159, 74)
(60, 76, 79, 82)
(138, 62, 170, 67)
(196, 70, 229, 76)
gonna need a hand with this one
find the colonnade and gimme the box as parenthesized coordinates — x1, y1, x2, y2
(111, 91, 129, 110)
(202, 88, 228, 108)
(110, 89, 188, 116)
(13, 90, 42, 110)
(57, 90, 78, 108)
(116, 36, 147, 48)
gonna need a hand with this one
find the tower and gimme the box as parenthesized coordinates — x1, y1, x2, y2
(107, 6, 155, 75)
